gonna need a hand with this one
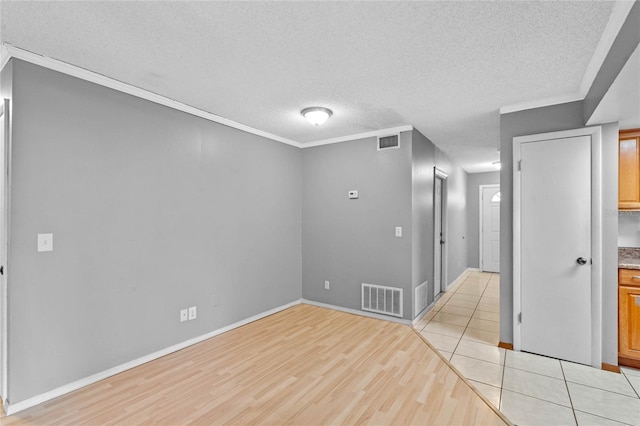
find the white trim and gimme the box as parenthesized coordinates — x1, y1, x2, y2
(0, 44, 414, 151)
(434, 167, 448, 180)
(512, 126, 602, 368)
(443, 267, 477, 293)
(4, 299, 302, 415)
(301, 299, 411, 325)
(434, 168, 448, 297)
(579, 0, 636, 97)
(500, 1, 634, 115)
(1, 44, 302, 148)
(0, 46, 10, 73)
(0, 99, 9, 404)
(499, 93, 584, 115)
(300, 125, 413, 148)
(478, 184, 500, 273)
(412, 299, 437, 326)
(412, 268, 476, 326)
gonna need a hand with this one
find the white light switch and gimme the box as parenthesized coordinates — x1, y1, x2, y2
(348, 190, 359, 199)
(37, 233, 53, 252)
(395, 227, 402, 237)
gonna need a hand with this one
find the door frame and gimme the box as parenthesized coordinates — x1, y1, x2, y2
(0, 99, 9, 402)
(479, 184, 500, 272)
(513, 126, 602, 368)
(434, 167, 448, 295)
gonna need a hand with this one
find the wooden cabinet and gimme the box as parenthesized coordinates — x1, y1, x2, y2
(619, 129, 640, 210)
(619, 269, 640, 367)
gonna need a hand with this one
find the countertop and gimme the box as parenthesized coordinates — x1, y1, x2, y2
(619, 247, 640, 270)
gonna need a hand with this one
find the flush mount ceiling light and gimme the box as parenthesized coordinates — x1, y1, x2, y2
(301, 107, 333, 126)
(492, 161, 501, 170)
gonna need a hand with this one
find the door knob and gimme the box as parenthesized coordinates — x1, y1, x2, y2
(576, 257, 588, 265)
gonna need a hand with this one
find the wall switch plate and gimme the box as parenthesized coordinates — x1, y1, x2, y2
(180, 309, 188, 322)
(324, 280, 330, 290)
(37, 233, 53, 252)
(188, 306, 197, 320)
(395, 227, 402, 237)
(348, 190, 359, 199)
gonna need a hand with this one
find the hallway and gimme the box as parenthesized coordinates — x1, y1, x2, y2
(414, 270, 640, 426)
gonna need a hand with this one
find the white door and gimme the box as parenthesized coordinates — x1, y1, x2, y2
(0, 100, 7, 399)
(480, 185, 500, 273)
(519, 135, 592, 365)
(434, 177, 442, 297)
(434, 171, 447, 297)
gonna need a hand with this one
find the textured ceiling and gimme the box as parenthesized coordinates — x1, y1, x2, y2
(0, 1, 616, 172)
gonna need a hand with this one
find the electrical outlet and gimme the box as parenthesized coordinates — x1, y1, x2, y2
(188, 306, 197, 320)
(395, 226, 402, 237)
(324, 280, 330, 290)
(180, 309, 188, 322)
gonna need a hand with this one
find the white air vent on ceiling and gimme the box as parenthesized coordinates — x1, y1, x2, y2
(362, 283, 403, 318)
(414, 281, 428, 315)
(377, 133, 400, 151)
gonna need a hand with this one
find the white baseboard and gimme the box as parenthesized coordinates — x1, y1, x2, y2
(412, 267, 478, 326)
(443, 267, 477, 292)
(4, 299, 302, 415)
(301, 299, 411, 325)
(412, 299, 437, 326)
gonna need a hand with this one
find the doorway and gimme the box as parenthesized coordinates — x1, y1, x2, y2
(479, 185, 500, 273)
(434, 168, 447, 298)
(513, 126, 602, 367)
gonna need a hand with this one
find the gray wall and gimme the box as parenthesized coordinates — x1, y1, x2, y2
(499, 101, 585, 345)
(301, 129, 469, 320)
(301, 133, 413, 319)
(466, 172, 500, 268)
(411, 130, 436, 311)
(7, 59, 302, 404)
(500, 102, 619, 365)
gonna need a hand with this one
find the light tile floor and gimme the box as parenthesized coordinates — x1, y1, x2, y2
(414, 270, 640, 426)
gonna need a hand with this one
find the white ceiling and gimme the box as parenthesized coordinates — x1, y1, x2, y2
(0, 1, 619, 172)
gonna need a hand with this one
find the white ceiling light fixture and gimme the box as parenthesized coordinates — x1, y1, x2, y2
(492, 161, 501, 170)
(301, 107, 333, 126)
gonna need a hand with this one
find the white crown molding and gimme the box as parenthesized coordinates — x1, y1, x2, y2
(0, 45, 11, 72)
(579, 0, 636, 97)
(4, 299, 302, 415)
(1, 44, 413, 150)
(500, 0, 634, 115)
(499, 92, 584, 115)
(301, 125, 414, 148)
(1, 44, 303, 148)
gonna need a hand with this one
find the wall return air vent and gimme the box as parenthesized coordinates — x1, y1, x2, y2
(377, 133, 400, 151)
(362, 283, 403, 318)
(414, 281, 429, 315)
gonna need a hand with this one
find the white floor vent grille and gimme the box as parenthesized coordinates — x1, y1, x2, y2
(414, 281, 428, 315)
(362, 283, 403, 318)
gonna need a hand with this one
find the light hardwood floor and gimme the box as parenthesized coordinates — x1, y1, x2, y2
(2, 304, 509, 425)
